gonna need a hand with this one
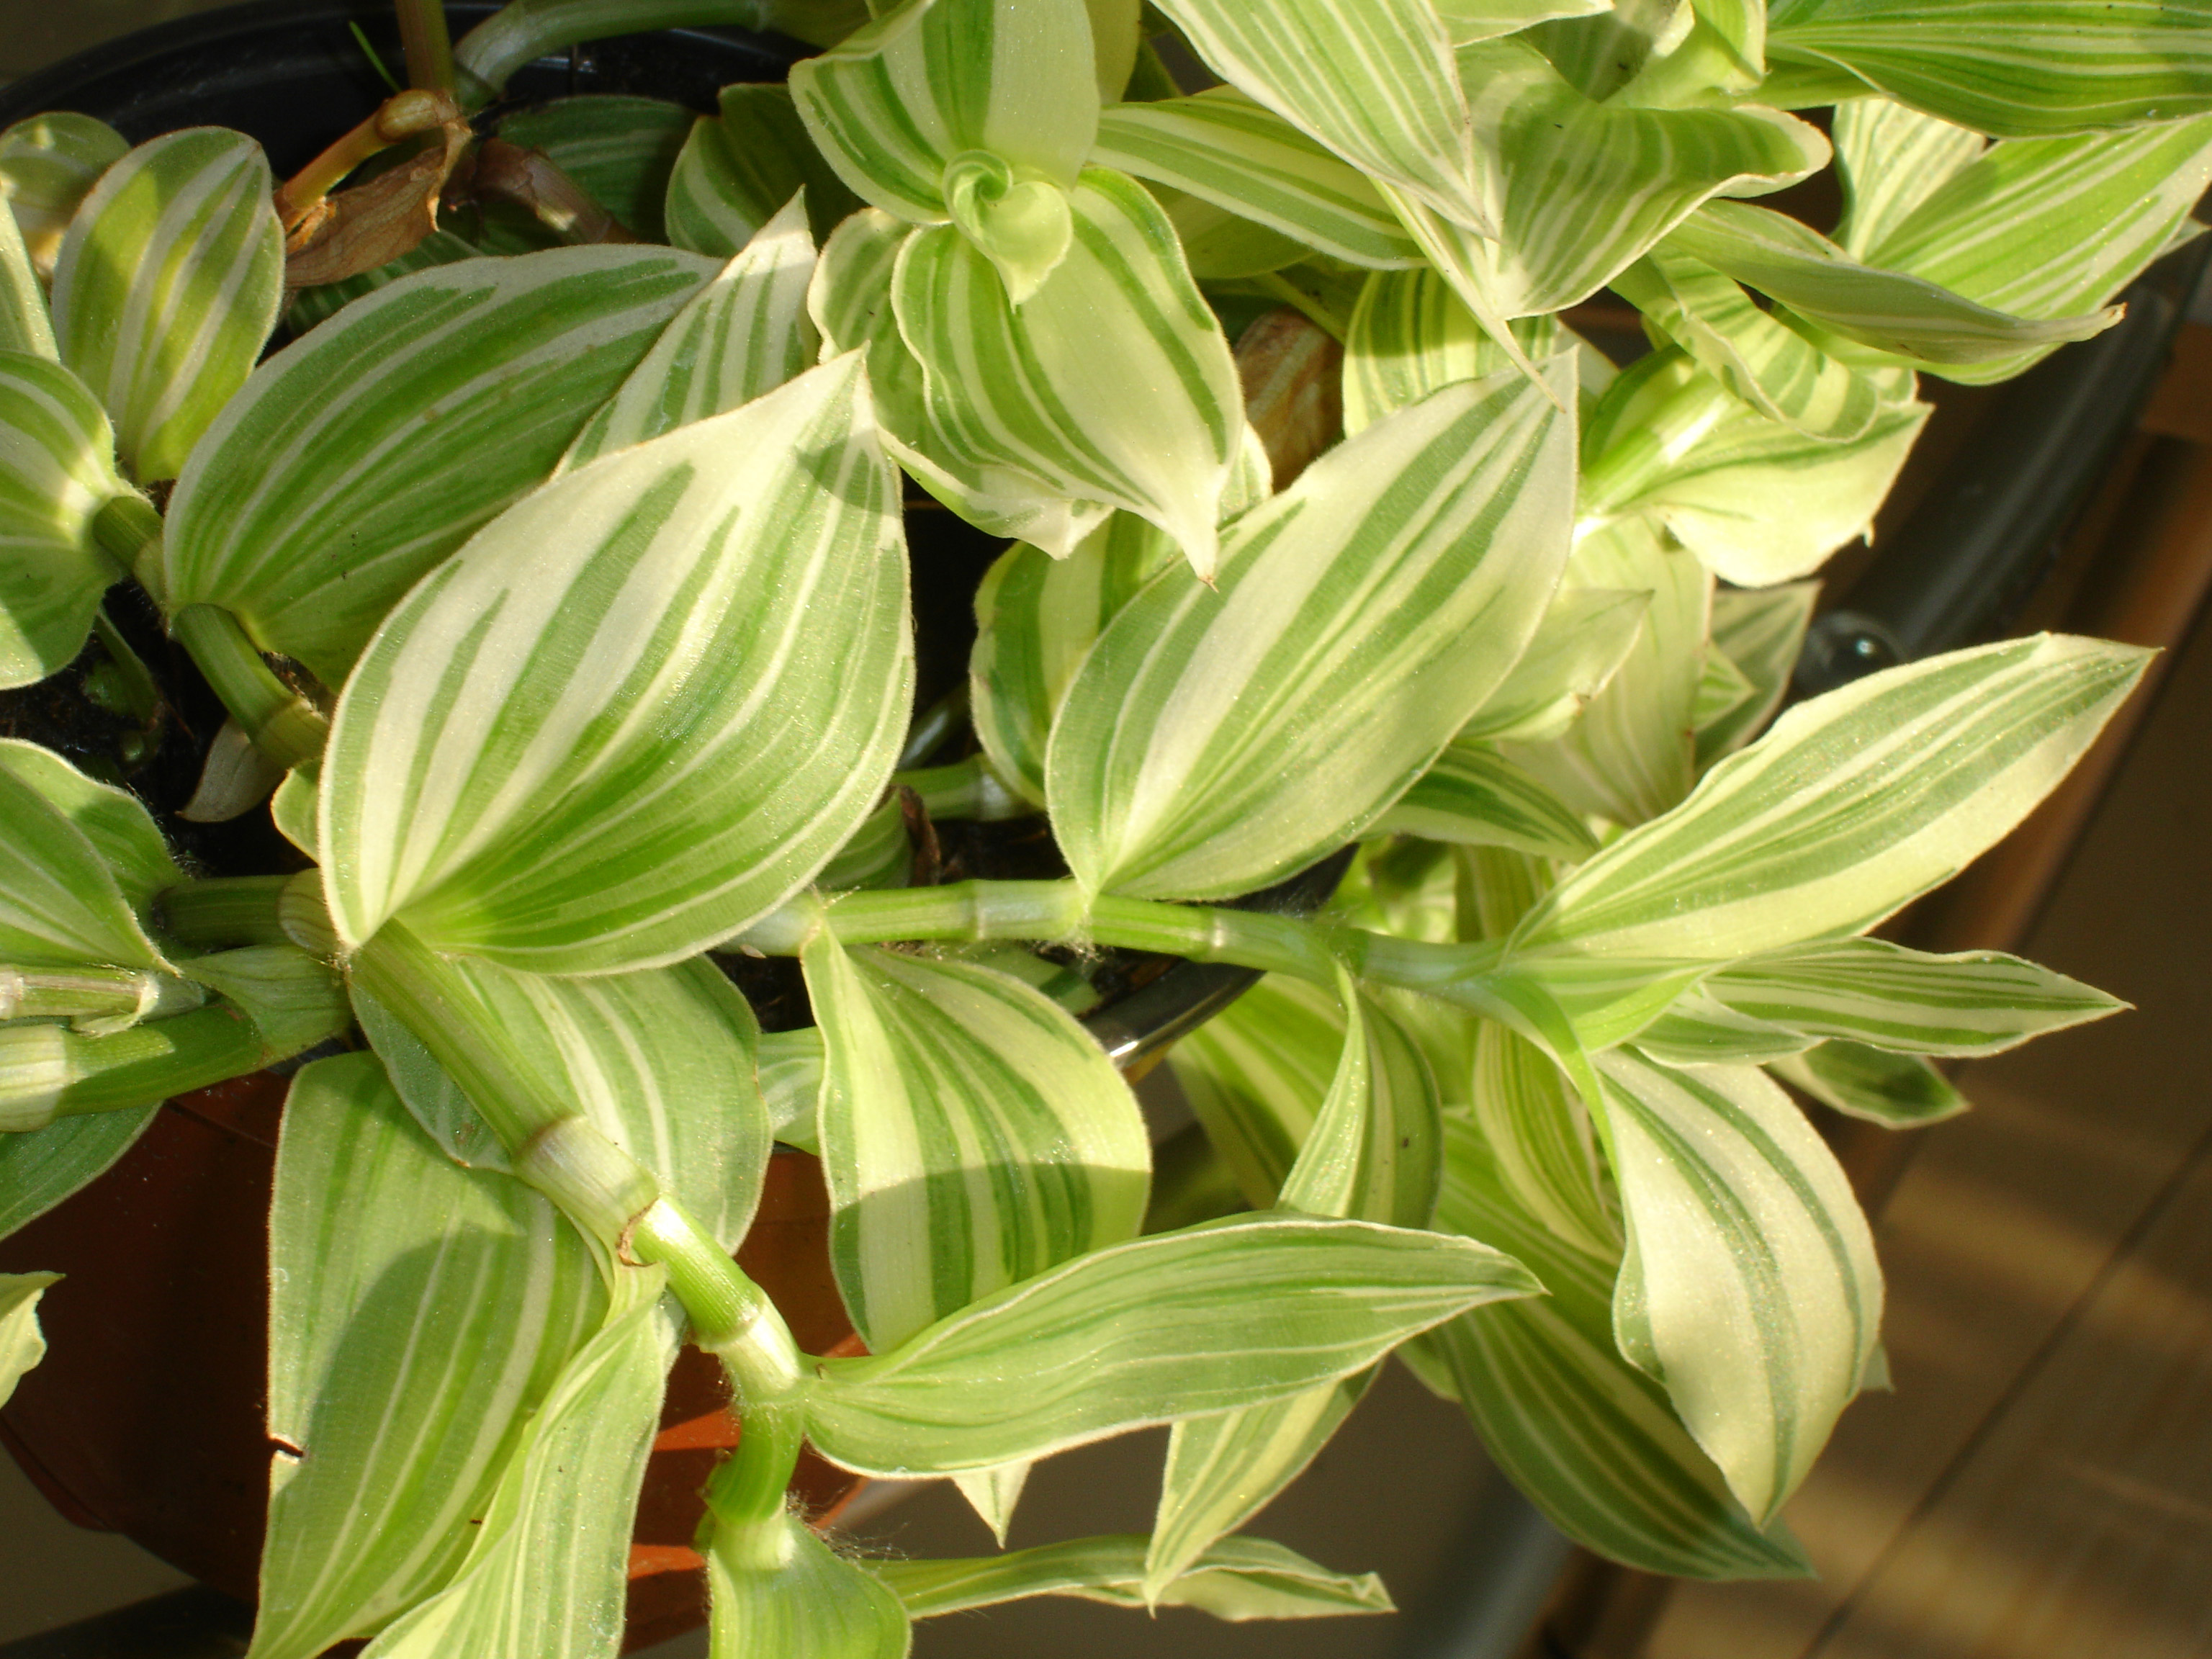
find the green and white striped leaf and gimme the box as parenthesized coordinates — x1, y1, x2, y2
(287, 230, 481, 334)
(1403, 40, 1825, 325)
(1092, 89, 1421, 268)
(0, 353, 130, 688)
(1665, 202, 2119, 373)
(1461, 585, 1651, 745)
(1435, 0, 1613, 45)
(320, 355, 910, 973)
(1524, 0, 1694, 99)
(814, 792, 912, 893)
(1592, 1048, 1881, 1521)
(0, 1107, 156, 1242)
(790, 0, 1098, 225)
(358, 1268, 676, 1659)
(498, 95, 695, 245)
(165, 246, 720, 684)
(0, 112, 127, 279)
(50, 128, 282, 482)
(1501, 516, 1708, 828)
(665, 84, 863, 256)
(891, 168, 1241, 573)
(1148, 0, 1489, 231)
(1696, 583, 1817, 769)
(0, 192, 52, 361)
(1166, 973, 1342, 1208)
(1630, 986, 1816, 1066)
(1472, 1020, 1617, 1257)
(1693, 647, 1759, 739)
(1704, 937, 2123, 1058)
(706, 1512, 909, 1659)
(1048, 363, 1575, 901)
(804, 1211, 1539, 1476)
(1614, 246, 1888, 442)
(1376, 742, 1600, 862)
(1858, 117, 2212, 385)
(880, 1533, 1391, 1620)
(968, 513, 1177, 806)
(1, 739, 179, 922)
(0, 1271, 56, 1411)
(1832, 99, 1985, 260)
(1766, 0, 2212, 138)
(251, 1053, 606, 1659)
(351, 955, 770, 1251)
(1426, 1115, 1809, 1577)
(1511, 634, 2149, 963)
(1770, 1041, 1967, 1127)
(1147, 974, 1441, 1594)
(801, 935, 1150, 1352)
(1341, 265, 1563, 435)
(0, 757, 164, 971)
(757, 1026, 825, 1146)
(1159, 191, 1309, 279)
(563, 194, 818, 467)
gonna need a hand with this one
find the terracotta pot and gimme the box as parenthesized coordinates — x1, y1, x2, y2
(0, 1071, 864, 1655)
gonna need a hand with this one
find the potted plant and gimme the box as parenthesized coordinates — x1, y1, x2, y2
(3, 0, 2208, 1653)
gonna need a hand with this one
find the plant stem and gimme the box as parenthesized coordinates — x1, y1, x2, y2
(0, 1007, 265, 1132)
(158, 875, 296, 949)
(699, 1400, 806, 1555)
(91, 494, 164, 597)
(395, 0, 458, 91)
(87, 607, 163, 727)
(454, 1, 770, 107)
(169, 605, 330, 771)
(272, 89, 462, 230)
(0, 966, 202, 1027)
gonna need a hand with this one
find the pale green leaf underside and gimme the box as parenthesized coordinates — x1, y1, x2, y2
(321, 356, 911, 974)
(1594, 1049, 1881, 1522)
(1770, 1041, 1968, 1126)
(0, 352, 127, 689)
(0, 739, 179, 915)
(0, 1106, 156, 1243)
(51, 127, 282, 482)
(1514, 634, 2148, 962)
(0, 1271, 57, 1412)
(1048, 364, 1574, 901)
(706, 1513, 909, 1659)
(0, 758, 163, 971)
(165, 246, 720, 684)
(1698, 583, 1817, 768)
(1429, 1117, 1809, 1577)
(0, 111, 127, 279)
(801, 936, 1151, 1352)
(879, 1532, 1392, 1621)
(1460, 585, 1651, 745)
(805, 1212, 1538, 1476)
(252, 1054, 606, 1659)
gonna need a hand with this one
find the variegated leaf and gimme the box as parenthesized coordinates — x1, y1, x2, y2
(287, 230, 480, 334)
(0, 1107, 156, 1241)
(1631, 985, 1817, 1066)
(881, 1533, 1391, 1620)
(251, 1053, 607, 1659)
(968, 513, 1177, 805)
(801, 935, 1150, 1351)
(564, 194, 818, 467)
(1769, 1041, 1968, 1127)
(1704, 937, 2123, 1057)
(51, 128, 282, 482)
(350, 955, 770, 1251)
(0, 191, 52, 361)
(1092, 89, 1421, 268)
(166, 246, 721, 684)
(1592, 1049, 1881, 1521)
(357, 1269, 676, 1659)
(1525, 0, 1695, 99)
(0, 1271, 56, 1411)
(804, 1211, 1538, 1475)
(757, 1026, 825, 1146)
(665, 84, 863, 256)
(1472, 1019, 1617, 1257)
(1766, 0, 2212, 138)
(1341, 265, 1559, 435)
(498, 95, 694, 244)
(1160, 191, 1310, 279)
(706, 1511, 909, 1659)
(1666, 202, 2118, 373)
(0, 112, 127, 279)
(0, 354, 130, 688)
(0, 754, 164, 971)
(1831, 98, 1985, 260)
(321, 356, 910, 973)
(814, 792, 913, 892)
(791, 0, 1097, 227)
(1501, 516, 1708, 828)
(1376, 742, 1600, 862)
(1460, 585, 1650, 745)
(1861, 117, 2212, 385)
(1048, 363, 1575, 901)
(1166, 972, 1343, 1208)
(1426, 1115, 1809, 1576)
(1434, 0, 1613, 45)
(1696, 583, 1817, 768)
(1149, 0, 1489, 231)
(1511, 635, 2148, 963)
(890, 168, 1241, 572)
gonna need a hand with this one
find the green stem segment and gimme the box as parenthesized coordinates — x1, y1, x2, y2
(158, 876, 297, 949)
(170, 605, 331, 772)
(395, 0, 458, 91)
(92, 494, 164, 598)
(0, 1007, 264, 1132)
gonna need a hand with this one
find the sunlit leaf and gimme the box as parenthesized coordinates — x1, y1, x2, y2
(0, 112, 128, 279)
(1831, 98, 1984, 260)
(321, 355, 910, 973)
(880, 1533, 1392, 1620)
(287, 230, 481, 333)
(51, 128, 282, 482)
(0, 191, 52, 361)
(251, 1053, 607, 1659)
(800, 935, 1151, 1351)
(1696, 583, 1816, 769)
(706, 1511, 909, 1659)
(666, 84, 864, 256)
(0, 354, 131, 689)
(166, 246, 720, 683)
(1341, 266, 1563, 435)
(1434, 0, 1612, 45)
(1471, 1020, 1616, 1257)
(804, 1211, 1538, 1475)
(0, 1271, 57, 1411)
(1512, 635, 2148, 961)
(1460, 585, 1650, 745)
(1769, 1041, 1968, 1126)
(0, 752, 165, 971)
(1049, 363, 1575, 900)
(1376, 742, 1600, 862)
